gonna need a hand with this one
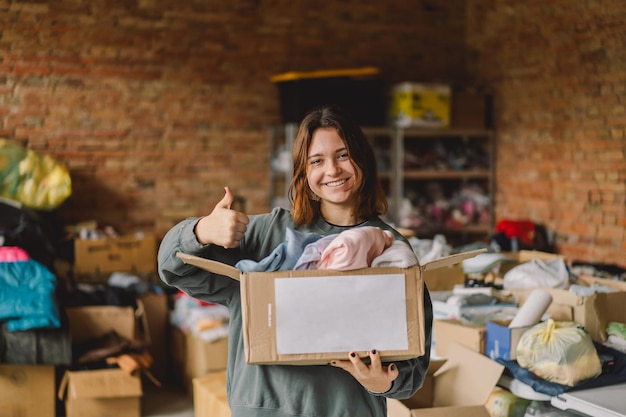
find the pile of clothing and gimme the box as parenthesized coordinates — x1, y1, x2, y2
(236, 226, 418, 273)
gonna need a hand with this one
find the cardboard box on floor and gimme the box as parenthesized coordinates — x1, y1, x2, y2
(423, 264, 464, 291)
(60, 300, 152, 417)
(177, 249, 485, 365)
(73, 232, 157, 282)
(387, 343, 504, 417)
(170, 325, 229, 393)
(434, 319, 486, 358)
(510, 287, 626, 343)
(515, 250, 566, 262)
(64, 299, 150, 345)
(193, 371, 231, 417)
(575, 273, 626, 291)
(58, 368, 142, 417)
(485, 320, 532, 360)
(0, 364, 55, 417)
(139, 292, 170, 383)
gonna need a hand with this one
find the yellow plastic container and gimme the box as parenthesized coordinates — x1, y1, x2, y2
(390, 82, 451, 128)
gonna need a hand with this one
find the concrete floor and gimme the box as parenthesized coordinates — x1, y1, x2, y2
(142, 384, 195, 417)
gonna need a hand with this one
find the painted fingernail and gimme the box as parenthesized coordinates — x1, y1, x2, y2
(371, 349, 377, 355)
(390, 364, 396, 371)
(350, 352, 356, 358)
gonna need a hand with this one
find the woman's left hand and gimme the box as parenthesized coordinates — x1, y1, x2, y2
(329, 349, 399, 394)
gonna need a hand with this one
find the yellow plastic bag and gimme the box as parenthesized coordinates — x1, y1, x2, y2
(0, 139, 72, 210)
(516, 319, 602, 386)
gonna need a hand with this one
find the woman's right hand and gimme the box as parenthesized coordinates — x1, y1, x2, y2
(195, 187, 249, 249)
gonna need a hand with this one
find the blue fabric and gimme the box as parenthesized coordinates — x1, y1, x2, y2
(294, 234, 338, 270)
(497, 343, 626, 396)
(0, 258, 61, 331)
(236, 228, 323, 272)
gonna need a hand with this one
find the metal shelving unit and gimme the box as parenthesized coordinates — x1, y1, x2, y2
(268, 124, 495, 243)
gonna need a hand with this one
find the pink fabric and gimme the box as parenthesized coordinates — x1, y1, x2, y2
(0, 246, 30, 262)
(317, 226, 393, 270)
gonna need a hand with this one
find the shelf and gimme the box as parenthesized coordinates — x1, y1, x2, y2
(363, 127, 492, 138)
(364, 126, 495, 244)
(401, 128, 492, 138)
(269, 124, 495, 245)
(403, 169, 490, 179)
(413, 224, 492, 235)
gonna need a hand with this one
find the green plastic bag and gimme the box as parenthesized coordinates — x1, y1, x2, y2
(0, 139, 72, 210)
(516, 319, 602, 386)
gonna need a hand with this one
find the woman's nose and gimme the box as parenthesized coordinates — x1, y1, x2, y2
(327, 160, 341, 175)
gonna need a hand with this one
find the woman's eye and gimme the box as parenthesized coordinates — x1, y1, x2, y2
(338, 152, 349, 160)
(310, 158, 321, 165)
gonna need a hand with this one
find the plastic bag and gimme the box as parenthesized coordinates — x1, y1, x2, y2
(0, 139, 72, 210)
(516, 319, 602, 386)
(503, 258, 569, 290)
(0, 198, 58, 268)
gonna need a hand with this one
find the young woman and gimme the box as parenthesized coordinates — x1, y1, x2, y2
(157, 105, 433, 417)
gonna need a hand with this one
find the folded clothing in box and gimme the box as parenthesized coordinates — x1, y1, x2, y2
(177, 249, 484, 365)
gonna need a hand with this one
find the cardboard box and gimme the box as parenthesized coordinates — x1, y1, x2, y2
(575, 273, 626, 291)
(434, 319, 486, 358)
(387, 343, 504, 417)
(171, 325, 229, 393)
(73, 232, 157, 280)
(485, 320, 531, 360)
(58, 368, 142, 417)
(511, 287, 626, 343)
(193, 371, 231, 417)
(65, 300, 150, 345)
(423, 264, 464, 291)
(177, 249, 484, 365)
(390, 82, 451, 128)
(0, 364, 55, 417)
(139, 292, 170, 383)
(514, 250, 565, 263)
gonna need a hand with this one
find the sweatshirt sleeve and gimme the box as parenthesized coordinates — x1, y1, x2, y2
(381, 283, 434, 400)
(157, 217, 241, 304)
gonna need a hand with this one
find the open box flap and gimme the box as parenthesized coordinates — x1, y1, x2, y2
(422, 249, 486, 271)
(432, 342, 504, 407)
(58, 369, 142, 400)
(177, 248, 486, 280)
(176, 252, 240, 281)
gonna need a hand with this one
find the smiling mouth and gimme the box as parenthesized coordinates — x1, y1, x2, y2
(324, 179, 348, 187)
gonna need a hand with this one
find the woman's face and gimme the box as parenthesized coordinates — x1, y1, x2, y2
(306, 127, 361, 211)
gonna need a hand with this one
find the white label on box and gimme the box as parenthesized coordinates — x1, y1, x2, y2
(274, 274, 408, 354)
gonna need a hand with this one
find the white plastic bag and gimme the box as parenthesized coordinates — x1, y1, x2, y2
(516, 319, 602, 386)
(503, 258, 569, 290)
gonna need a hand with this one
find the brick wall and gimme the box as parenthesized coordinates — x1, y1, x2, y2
(467, 0, 625, 267)
(0, 0, 468, 235)
(1, 1, 624, 267)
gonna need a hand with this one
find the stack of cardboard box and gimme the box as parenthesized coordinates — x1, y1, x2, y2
(58, 300, 152, 417)
(170, 325, 229, 394)
(54, 229, 165, 417)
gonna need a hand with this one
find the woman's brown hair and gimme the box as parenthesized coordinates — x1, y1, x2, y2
(289, 105, 388, 226)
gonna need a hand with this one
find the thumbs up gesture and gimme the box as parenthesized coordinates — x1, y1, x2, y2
(195, 187, 250, 248)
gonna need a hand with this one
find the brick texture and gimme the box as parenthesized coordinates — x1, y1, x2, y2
(1, 0, 624, 267)
(467, 0, 625, 267)
(0, 0, 467, 234)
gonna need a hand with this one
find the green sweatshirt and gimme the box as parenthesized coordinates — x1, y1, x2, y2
(158, 207, 432, 417)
